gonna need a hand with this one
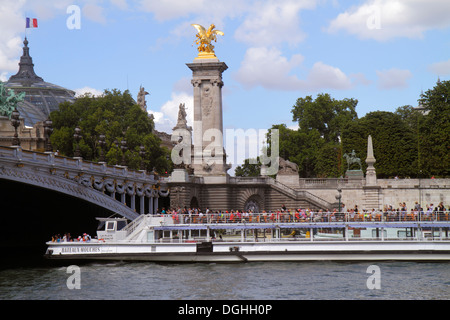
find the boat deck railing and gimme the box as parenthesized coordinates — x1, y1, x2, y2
(158, 211, 450, 226)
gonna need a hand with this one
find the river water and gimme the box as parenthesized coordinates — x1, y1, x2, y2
(1, 259, 449, 300)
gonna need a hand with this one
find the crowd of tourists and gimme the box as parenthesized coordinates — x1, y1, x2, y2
(159, 201, 449, 224)
(51, 232, 92, 243)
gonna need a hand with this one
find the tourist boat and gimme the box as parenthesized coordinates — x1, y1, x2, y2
(44, 213, 450, 262)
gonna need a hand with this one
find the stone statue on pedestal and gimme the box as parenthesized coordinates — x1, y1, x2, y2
(343, 150, 362, 171)
(0, 82, 25, 118)
(191, 24, 224, 59)
(137, 86, 149, 112)
(278, 157, 299, 175)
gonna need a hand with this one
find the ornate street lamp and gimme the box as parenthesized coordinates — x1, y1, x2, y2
(43, 118, 53, 152)
(73, 126, 82, 158)
(139, 145, 146, 171)
(98, 134, 106, 163)
(336, 187, 342, 214)
(120, 136, 127, 167)
(10, 107, 21, 147)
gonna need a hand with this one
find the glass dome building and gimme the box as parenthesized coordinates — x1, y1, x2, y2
(5, 38, 76, 127)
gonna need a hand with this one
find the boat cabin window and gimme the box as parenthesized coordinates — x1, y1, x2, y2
(371, 229, 387, 238)
(106, 221, 116, 231)
(117, 220, 127, 230)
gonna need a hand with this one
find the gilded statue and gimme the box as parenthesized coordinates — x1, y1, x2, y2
(191, 24, 224, 59)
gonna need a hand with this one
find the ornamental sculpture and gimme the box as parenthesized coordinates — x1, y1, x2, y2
(191, 23, 224, 59)
(0, 82, 25, 118)
(343, 150, 362, 171)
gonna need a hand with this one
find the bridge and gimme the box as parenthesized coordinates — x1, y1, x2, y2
(0, 146, 169, 220)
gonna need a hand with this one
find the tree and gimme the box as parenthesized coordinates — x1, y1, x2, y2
(234, 158, 261, 177)
(342, 111, 418, 178)
(275, 93, 359, 177)
(291, 93, 358, 143)
(417, 80, 450, 177)
(50, 89, 171, 173)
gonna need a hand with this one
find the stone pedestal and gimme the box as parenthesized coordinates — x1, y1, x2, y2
(276, 174, 300, 188)
(169, 168, 190, 183)
(186, 59, 229, 177)
(346, 170, 364, 180)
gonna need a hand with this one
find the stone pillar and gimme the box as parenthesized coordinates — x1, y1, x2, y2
(364, 135, 380, 209)
(186, 59, 229, 180)
(149, 197, 154, 214)
(365, 135, 377, 186)
(140, 195, 145, 214)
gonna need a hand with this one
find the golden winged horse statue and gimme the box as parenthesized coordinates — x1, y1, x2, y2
(191, 24, 224, 59)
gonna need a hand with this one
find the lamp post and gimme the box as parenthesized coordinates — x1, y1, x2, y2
(120, 136, 127, 167)
(139, 145, 146, 171)
(98, 134, 106, 163)
(73, 126, 82, 159)
(43, 118, 53, 153)
(10, 107, 20, 147)
(336, 187, 342, 216)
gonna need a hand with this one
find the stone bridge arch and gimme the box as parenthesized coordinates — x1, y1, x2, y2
(0, 146, 168, 220)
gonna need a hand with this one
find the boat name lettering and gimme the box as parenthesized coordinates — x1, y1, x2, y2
(61, 247, 101, 253)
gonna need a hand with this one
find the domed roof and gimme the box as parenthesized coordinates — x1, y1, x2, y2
(5, 38, 75, 127)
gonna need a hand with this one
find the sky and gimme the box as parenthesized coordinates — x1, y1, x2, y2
(1, 0, 449, 170)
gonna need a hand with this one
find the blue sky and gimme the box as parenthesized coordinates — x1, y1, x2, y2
(1, 0, 450, 168)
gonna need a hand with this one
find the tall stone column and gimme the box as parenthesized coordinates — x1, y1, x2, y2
(365, 135, 377, 186)
(186, 59, 230, 181)
(364, 134, 380, 209)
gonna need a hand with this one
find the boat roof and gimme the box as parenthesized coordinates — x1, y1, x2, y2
(96, 217, 128, 222)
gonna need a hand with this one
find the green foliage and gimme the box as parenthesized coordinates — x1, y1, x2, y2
(291, 93, 358, 143)
(342, 111, 418, 178)
(243, 83, 448, 178)
(50, 89, 171, 173)
(234, 158, 261, 177)
(417, 80, 450, 177)
(261, 94, 357, 178)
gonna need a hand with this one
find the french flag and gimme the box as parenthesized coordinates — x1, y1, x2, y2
(26, 18, 38, 28)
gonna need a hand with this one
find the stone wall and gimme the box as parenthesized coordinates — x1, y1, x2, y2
(303, 178, 450, 211)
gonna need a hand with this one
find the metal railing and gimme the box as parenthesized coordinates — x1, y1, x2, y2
(160, 211, 450, 225)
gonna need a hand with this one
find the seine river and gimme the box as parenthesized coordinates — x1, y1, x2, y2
(1, 258, 449, 300)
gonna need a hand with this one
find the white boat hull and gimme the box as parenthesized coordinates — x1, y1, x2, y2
(45, 240, 450, 262)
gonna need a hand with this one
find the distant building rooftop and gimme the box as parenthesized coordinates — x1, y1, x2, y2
(5, 37, 75, 126)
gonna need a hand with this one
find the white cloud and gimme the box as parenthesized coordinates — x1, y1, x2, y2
(428, 59, 450, 76)
(149, 91, 193, 133)
(82, 3, 107, 24)
(140, 0, 316, 48)
(376, 68, 412, 90)
(110, 0, 128, 10)
(234, 47, 304, 90)
(0, 0, 27, 76)
(234, 0, 316, 47)
(350, 72, 373, 86)
(139, 0, 245, 24)
(327, 0, 450, 41)
(234, 47, 353, 91)
(306, 62, 353, 90)
(74, 87, 104, 97)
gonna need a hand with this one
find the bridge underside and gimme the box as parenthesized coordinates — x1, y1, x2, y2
(0, 180, 115, 265)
